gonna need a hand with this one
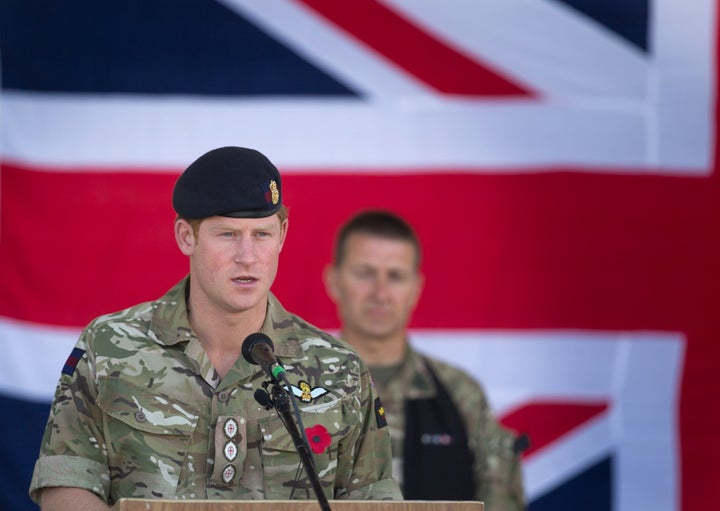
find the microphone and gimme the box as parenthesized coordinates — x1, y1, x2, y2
(242, 333, 286, 381)
(254, 388, 273, 409)
(243, 333, 330, 511)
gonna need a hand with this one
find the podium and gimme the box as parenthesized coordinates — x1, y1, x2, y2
(111, 499, 484, 511)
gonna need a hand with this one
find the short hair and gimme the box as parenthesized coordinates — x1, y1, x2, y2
(333, 210, 422, 269)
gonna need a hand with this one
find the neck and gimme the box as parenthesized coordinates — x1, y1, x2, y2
(187, 295, 267, 378)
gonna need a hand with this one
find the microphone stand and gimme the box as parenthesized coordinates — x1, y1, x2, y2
(258, 376, 332, 511)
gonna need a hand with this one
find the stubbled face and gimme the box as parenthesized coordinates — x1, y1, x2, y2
(326, 233, 422, 342)
(176, 215, 287, 317)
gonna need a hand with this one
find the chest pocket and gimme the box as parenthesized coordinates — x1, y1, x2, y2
(257, 398, 356, 500)
(96, 377, 199, 500)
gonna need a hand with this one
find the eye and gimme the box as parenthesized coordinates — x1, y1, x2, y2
(351, 267, 375, 280)
(388, 270, 411, 283)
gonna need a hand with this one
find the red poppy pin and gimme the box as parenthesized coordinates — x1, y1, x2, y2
(305, 424, 332, 454)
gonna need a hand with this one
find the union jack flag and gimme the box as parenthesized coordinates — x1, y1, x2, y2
(0, 1, 717, 510)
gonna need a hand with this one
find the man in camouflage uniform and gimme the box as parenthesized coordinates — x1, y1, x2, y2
(30, 147, 402, 510)
(324, 210, 525, 510)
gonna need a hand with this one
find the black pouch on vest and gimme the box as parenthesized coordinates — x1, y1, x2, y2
(402, 360, 475, 500)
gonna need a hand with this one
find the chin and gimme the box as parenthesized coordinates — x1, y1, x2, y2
(364, 329, 396, 341)
(228, 295, 263, 313)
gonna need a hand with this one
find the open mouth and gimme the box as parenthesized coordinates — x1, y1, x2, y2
(233, 277, 256, 284)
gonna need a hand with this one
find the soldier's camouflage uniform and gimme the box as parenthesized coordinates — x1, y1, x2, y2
(371, 346, 525, 510)
(29, 278, 402, 505)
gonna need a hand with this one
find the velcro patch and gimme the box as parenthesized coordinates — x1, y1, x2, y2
(375, 397, 388, 429)
(61, 347, 86, 376)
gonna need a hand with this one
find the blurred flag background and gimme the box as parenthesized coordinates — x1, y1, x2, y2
(1, 1, 718, 510)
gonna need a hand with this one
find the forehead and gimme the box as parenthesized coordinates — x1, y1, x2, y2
(343, 233, 416, 265)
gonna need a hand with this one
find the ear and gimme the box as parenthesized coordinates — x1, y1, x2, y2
(175, 219, 196, 256)
(322, 264, 340, 303)
(410, 271, 426, 309)
(278, 217, 289, 253)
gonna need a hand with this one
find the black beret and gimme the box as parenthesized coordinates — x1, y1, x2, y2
(172, 146, 282, 219)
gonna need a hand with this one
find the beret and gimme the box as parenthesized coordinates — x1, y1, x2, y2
(172, 146, 282, 219)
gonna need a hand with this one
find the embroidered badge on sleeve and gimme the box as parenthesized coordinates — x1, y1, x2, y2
(62, 347, 86, 376)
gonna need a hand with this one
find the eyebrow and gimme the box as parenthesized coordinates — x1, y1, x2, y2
(209, 220, 278, 231)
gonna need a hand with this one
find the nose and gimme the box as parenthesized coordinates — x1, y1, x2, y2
(233, 237, 257, 264)
(370, 275, 392, 300)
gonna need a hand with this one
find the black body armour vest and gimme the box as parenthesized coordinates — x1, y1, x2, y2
(402, 360, 475, 500)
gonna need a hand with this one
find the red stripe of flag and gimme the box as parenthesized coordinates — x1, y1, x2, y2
(499, 401, 609, 458)
(1, 162, 717, 332)
(298, 0, 533, 96)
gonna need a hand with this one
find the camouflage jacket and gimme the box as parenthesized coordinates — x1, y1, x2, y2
(370, 346, 525, 510)
(30, 277, 401, 505)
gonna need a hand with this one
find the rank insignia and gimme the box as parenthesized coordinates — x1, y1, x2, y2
(222, 464, 235, 484)
(224, 418, 239, 440)
(224, 441, 238, 462)
(290, 380, 329, 403)
(375, 397, 388, 428)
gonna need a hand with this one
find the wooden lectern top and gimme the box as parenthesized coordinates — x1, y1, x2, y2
(111, 499, 484, 511)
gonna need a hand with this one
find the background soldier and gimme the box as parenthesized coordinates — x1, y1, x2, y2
(324, 210, 525, 509)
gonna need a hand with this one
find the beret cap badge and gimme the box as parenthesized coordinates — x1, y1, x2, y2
(269, 180, 280, 206)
